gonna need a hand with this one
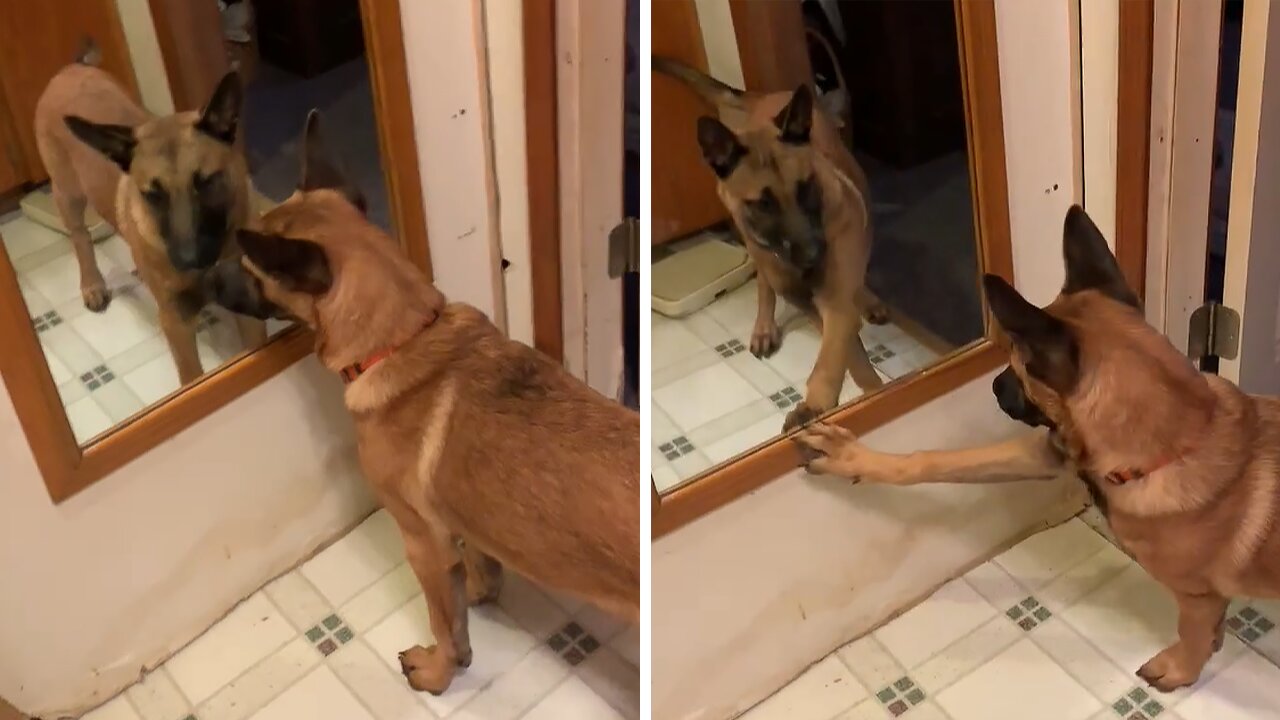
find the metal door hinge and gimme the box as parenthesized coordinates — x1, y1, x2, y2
(1188, 301, 1240, 361)
(608, 217, 639, 278)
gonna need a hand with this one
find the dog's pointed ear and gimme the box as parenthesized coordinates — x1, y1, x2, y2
(196, 72, 243, 144)
(65, 116, 136, 171)
(983, 274, 1079, 392)
(236, 229, 332, 295)
(773, 85, 813, 144)
(299, 110, 367, 212)
(1062, 204, 1139, 307)
(696, 116, 746, 178)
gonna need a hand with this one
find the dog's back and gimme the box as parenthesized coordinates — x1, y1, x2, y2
(351, 304, 641, 620)
(35, 62, 148, 229)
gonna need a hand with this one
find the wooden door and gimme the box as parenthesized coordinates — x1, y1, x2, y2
(0, 0, 138, 187)
(651, 0, 727, 244)
(147, 0, 232, 112)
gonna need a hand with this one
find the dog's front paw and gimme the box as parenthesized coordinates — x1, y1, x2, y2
(399, 645, 458, 696)
(1137, 645, 1204, 693)
(81, 282, 111, 313)
(783, 403, 819, 432)
(751, 319, 782, 358)
(863, 303, 890, 325)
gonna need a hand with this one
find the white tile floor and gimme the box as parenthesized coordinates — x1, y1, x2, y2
(652, 278, 943, 493)
(739, 512, 1280, 720)
(1, 211, 291, 445)
(80, 510, 639, 720)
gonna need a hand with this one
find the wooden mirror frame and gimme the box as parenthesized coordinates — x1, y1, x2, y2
(652, 0, 1015, 537)
(0, 0, 430, 503)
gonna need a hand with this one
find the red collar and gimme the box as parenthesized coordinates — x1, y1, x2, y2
(1100, 413, 1213, 485)
(338, 319, 433, 384)
(1102, 453, 1180, 485)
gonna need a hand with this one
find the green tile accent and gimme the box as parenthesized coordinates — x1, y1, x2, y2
(305, 626, 325, 643)
(877, 688, 896, 703)
(1241, 607, 1259, 621)
(1143, 699, 1163, 716)
(323, 614, 342, 631)
(336, 626, 354, 644)
(1243, 627, 1262, 643)
(1007, 606, 1024, 620)
(893, 677, 914, 692)
(904, 688, 925, 705)
(1033, 607, 1052, 622)
(1113, 698, 1134, 714)
(1258, 617, 1275, 633)
(1020, 597, 1039, 610)
(1128, 688, 1148, 703)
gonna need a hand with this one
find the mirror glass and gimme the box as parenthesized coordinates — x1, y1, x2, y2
(651, 0, 986, 493)
(0, 1, 391, 445)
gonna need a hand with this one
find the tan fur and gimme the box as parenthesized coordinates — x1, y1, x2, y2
(796, 213, 1280, 693)
(658, 61, 885, 430)
(247, 189, 639, 695)
(34, 63, 262, 384)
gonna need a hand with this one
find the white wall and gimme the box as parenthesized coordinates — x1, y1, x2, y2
(652, 1, 1086, 718)
(0, 360, 373, 717)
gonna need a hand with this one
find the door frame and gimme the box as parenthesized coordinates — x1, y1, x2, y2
(555, 0, 626, 393)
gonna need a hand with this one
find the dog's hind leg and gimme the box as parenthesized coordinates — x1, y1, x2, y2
(461, 543, 503, 606)
(1137, 592, 1229, 692)
(398, 524, 471, 695)
(53, 186, 110, 312)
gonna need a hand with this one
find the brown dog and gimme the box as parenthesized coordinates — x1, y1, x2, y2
(35, 52, 263, 384)
(654, 58, 885, 430)
(208, 112, 640, 695)
(796, 205, 1280, 692)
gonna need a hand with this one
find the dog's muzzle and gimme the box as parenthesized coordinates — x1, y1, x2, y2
(992, 366, 1052, 428)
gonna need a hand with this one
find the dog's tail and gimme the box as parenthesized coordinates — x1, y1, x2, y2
(76, 37, 103, 67)
(652, 56, 744, 110)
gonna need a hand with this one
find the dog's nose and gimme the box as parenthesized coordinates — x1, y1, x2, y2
(993, 367, 1026, 416)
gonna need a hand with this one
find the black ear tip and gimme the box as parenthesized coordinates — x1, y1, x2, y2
(305, 109, 323, 134)
(982, 273, 1012, 294)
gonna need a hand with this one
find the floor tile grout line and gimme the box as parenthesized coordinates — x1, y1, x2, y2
(324, 636, 413, 720)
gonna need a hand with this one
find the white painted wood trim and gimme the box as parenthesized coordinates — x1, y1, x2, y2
(1162, 0, 1223, 354)
(483, 0, 532, 343)
(400, 0, 503, 322)
(557, 0, 626, 394)
(1144, 0, 1179, 331)
(1080, 0, 1119, 242)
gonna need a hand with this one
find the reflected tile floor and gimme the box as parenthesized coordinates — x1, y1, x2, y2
(740, 514, 1280, 720)
(652, 279, 943, 493)
(1, 212, 289, 444)
(80, 510, 639, 720)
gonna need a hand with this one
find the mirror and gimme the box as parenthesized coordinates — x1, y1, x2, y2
(0, 0, 393, 446)
(651, 0, 988, 494)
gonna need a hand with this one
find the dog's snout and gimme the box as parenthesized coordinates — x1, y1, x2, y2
(992, 367, 1052, 428)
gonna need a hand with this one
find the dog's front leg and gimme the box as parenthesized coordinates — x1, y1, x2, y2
(786, 305, 863, 430)
(157, 305, 204, 385)
(399, 524, 471, 695)
(53, 188, 110, 312)
(235, 315, 268, 349)
(794, 423, 1067, 485)
(751, 279, 782, 357)
(1137, 592, 1229, 692)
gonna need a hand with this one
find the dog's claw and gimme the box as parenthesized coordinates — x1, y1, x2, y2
(783, 404, 819, 432)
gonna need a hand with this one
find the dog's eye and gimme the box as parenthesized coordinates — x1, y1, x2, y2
(194, 170, 225, 192)
(796, 177, 822, 215)
(751, 189, 779, 213)
(142, 181, 167, 206)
